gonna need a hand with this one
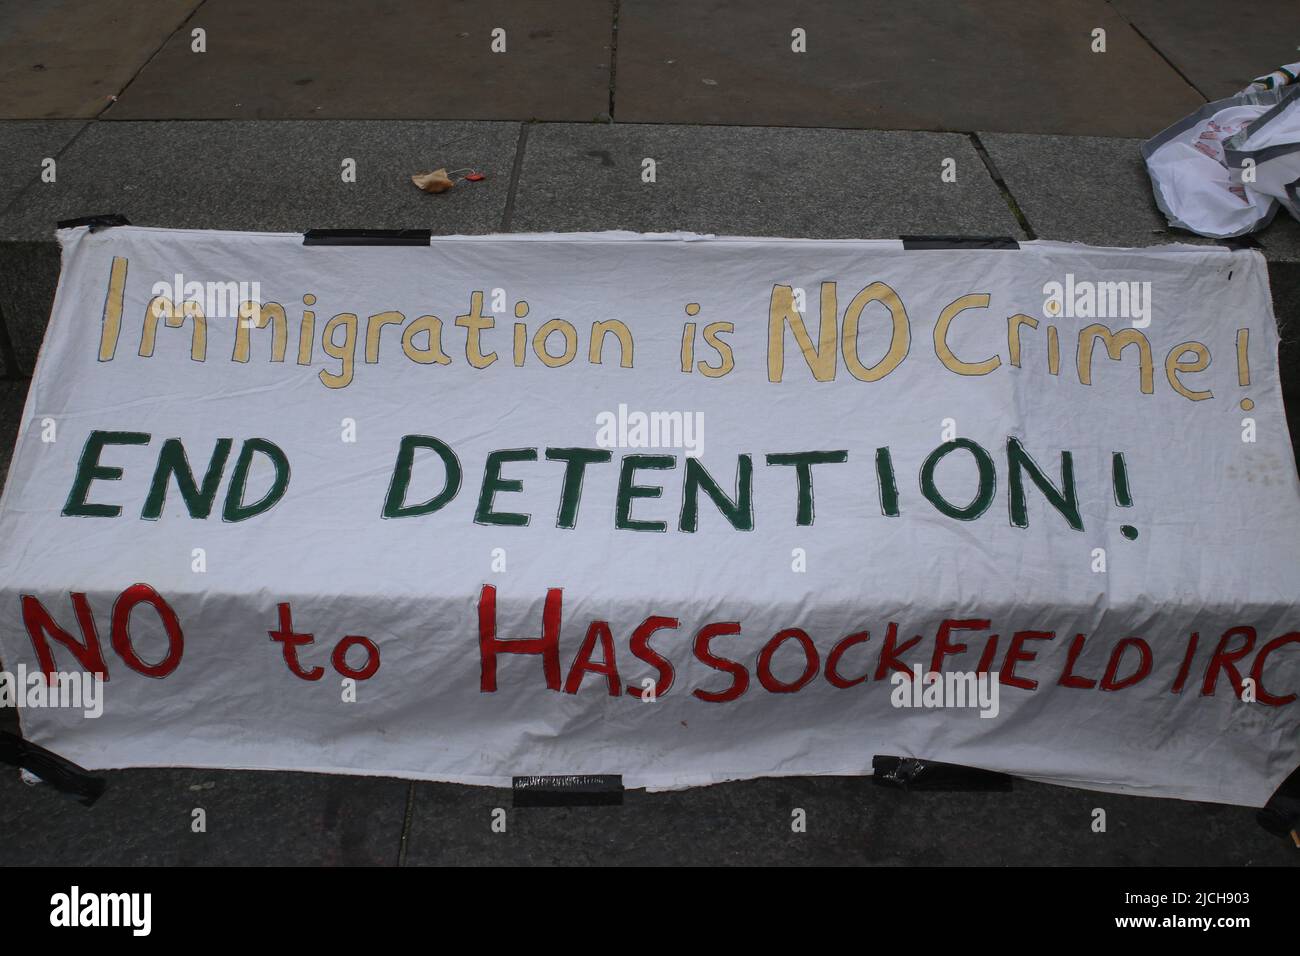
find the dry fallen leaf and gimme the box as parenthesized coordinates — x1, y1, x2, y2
(411, 169, 454, 193)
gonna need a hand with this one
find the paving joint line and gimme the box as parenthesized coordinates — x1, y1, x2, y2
(969, 132, 1037, 241)
(1105, 0, 1209, 103)
(397, 780, 416, 866)
(499, 121, 531, 232)
(98, 0, 213, 119)
(607, 0, 620, 122)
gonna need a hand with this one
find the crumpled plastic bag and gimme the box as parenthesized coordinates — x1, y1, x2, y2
(1224, 88, 1300, 226)
(1143, 84, 1300, 237)
(1243, 61, 1300, 94)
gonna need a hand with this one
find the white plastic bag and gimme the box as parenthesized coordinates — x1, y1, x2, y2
(1224, 87, 1300, 224)
(1242, 61, 1300, 94)
(1143, 86, 1300, 238)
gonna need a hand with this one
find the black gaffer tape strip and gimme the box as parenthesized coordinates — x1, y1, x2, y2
(512, 774, 625, 807)
(302, 229, 432, 246)
(872, 755, 1013, 792)
(900, 235, 1020, 250)
(0, 732, 107, 806)
(56, 214, 131, 231)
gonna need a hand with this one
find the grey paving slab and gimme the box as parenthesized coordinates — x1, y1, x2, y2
(106, 0, 613, 121)
(511, 123, 1024, 238)
(1111, 0, 1300, 102)
(0, 0, 201, 119)
(978, 132, 1213, 248)
(0, 766, 408, 865)
(1259, 217, 1300, 264)
(403, 776, 1298, 866)
(1269, 261, 1300, 467)
(0, 242, 60, 376)
(0, 380, 31, 496)
(0, 121, 87, 216)
(1262, 227, 1300, 420)
(614, 0, 1203, 136)
(0, 122, 86, 378)
(0, 119, 521, 372)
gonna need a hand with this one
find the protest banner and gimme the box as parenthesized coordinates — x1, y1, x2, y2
(1, 225, 1297, 805)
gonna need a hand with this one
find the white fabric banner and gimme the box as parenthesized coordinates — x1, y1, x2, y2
(2, 226, 1298, 806)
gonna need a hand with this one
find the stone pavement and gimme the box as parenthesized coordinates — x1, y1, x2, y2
(10, 0, 1300, 133)
(0, 758, 1294, 866)
(0, 0, 1298, 865)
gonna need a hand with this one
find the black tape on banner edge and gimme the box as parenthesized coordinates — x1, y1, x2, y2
(900, 235, 1020, 250)
(1218, 235, 1262, 251)
(0, 732, 107, 806)
(302, 229, 431, 246)
(56, 214, 130, 232)
(872, 755, 1013, 792)
(512, 774, 624, 807)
